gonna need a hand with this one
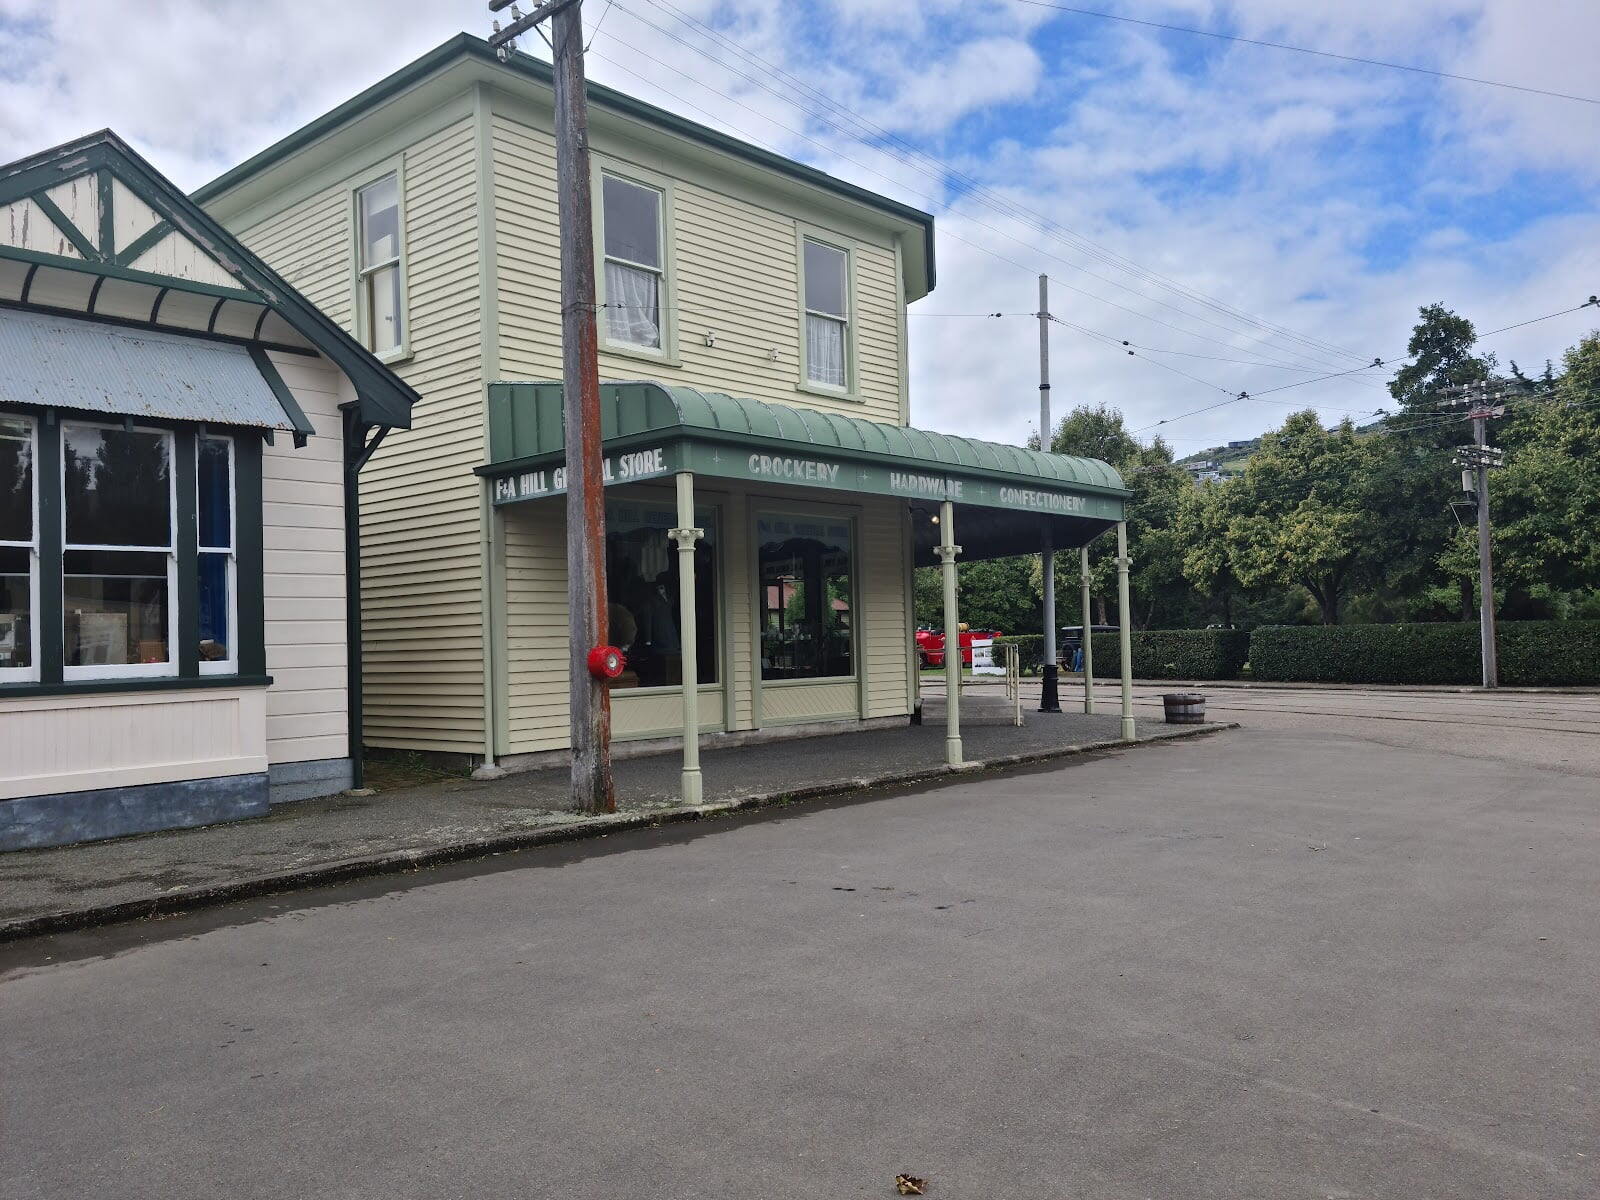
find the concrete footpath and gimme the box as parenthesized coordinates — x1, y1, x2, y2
(0, 704, 1231, 940)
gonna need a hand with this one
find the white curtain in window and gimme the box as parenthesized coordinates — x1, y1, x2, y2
(605, 261, 661, 348)
(806, 314, 846, 387)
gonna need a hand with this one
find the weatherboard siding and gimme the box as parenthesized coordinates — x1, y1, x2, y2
(235, 115, 489, 756)
(489, 111, 906, 425)
(260, 351, 350, 768)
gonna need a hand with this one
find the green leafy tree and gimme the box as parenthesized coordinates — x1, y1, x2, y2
(1223, 411, 1386, 624)
(1042, 404, 1196, 629)
(1482, 334, 1600, 601)
(1379, 304, 1498, 619)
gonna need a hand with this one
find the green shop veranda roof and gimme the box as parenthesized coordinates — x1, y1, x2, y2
(478, 382, 1129, 560)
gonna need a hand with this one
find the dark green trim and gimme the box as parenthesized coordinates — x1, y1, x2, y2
(0, 674, 272, 701)
(235, 435, 266, 679)
(0, 296, 315, 359)
(248, 344, 316, 439)
(0, 244, 255, 301)
(149, 286, 170, 323)
(18, 262, 37, 303)
(1, 134, 417, 430)
(29, 189, 102, 262)
(189, 34, 937, 294)
(175, 428, 199, 677)
(97, 167, 115, 259)
(36, 411, 63, 685)
(113, 219, 173, 268)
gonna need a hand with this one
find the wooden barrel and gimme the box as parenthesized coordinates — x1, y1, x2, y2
(1162, 693, 1206, 724)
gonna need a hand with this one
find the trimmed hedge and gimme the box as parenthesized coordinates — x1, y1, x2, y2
(1247, 620, 1600, 686)
(993, 634, 1047, 674)
(1087, 628, 1252, 681)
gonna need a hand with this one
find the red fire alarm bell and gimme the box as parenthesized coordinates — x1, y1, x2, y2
(587, 645, 625, 680)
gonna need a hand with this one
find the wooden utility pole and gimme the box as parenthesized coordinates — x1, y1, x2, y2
(1444, 379, 1509, 690)
(1037, 275, 1060, 713)
(490, 0, 614, 811)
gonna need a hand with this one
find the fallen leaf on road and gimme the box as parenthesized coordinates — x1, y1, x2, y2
(895, 1173, 927, 1194)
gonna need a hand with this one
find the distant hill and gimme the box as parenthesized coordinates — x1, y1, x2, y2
(1177, 414, 1395, 478)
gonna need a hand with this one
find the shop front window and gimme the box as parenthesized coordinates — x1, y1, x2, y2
(0, 415, 37, 680)
(605, 499, 716, 689)
(757, 513, 853, 681)
(197, 435, 236, 673)
(62, 423, 175, 677)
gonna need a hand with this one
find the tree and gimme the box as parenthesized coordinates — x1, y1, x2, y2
(1045, 404, 1194, 629)
(1223, 411, 1386, 624)
(1484, 334, 1600, 600)
(1177, 482, 1243, 624)
(1380, 304, 1498, 620)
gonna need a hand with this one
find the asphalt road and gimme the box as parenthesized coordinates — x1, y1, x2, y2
(4, 695, 1599, 1198)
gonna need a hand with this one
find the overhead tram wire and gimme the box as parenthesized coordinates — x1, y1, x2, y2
(587, 29, 1384, 383)
(1131, 297, 1600, 434)
(1008, 0, 1600, 108)
(624, 0, 1373, 372)
(636, 0, 1374, 369)
(579, 35, 1406, 413)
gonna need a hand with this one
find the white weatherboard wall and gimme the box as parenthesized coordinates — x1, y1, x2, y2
(0, 689, 267, 801)
(261, 350, 351, 777)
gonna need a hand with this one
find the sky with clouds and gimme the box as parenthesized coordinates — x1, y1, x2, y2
(2, 0, 1598, 456)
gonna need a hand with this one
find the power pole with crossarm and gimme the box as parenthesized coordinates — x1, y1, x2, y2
(490, 0, 615, 811)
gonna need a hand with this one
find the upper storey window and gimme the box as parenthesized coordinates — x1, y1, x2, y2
(356, 173, 405, 357)
(802, 238, 849, 391)
(602, 174, 665, 351)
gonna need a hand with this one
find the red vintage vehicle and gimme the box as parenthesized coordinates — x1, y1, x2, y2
(915, 626, 1002, 668)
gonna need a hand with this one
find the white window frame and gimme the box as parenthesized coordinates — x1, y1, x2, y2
(196, 434, 238, 677)
(353, 166, 409, 364)
(60, 421, 178, 681)
(797, 231, 855, 399)
(595, 165, 676, 364)
(0, 413, 40, 684)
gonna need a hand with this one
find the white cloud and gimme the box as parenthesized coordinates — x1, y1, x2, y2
(1, 0, 1595, 458)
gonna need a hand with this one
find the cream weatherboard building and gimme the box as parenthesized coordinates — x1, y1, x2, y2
(194, 34, 1129, 776)
(0, 131, 415, 848)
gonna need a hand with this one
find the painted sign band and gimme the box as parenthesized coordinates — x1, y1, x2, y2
(489, 438, 1122, 522)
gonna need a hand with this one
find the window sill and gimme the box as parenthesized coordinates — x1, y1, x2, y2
(373, 345, 413, 368)
(0, 674, 273, 701)
(794, 380, 863, 404)
(601, 339, 681, 369)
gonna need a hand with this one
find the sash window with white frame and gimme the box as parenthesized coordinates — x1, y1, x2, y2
(356, 173, 404, 356)
(0, 414, 38, 682)
(61, 422, 176, 678)
(601, 174, 664, 350)
(802, 239, 849, 390)
(196, 435, 236, 674)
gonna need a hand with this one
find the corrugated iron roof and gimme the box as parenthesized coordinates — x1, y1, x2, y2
(0, 307, 295, 429)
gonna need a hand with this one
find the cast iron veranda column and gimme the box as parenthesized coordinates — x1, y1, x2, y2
(1116, 521, 1135, 741)
(1080, 543, 1095, 715)
(671, 471, 704, 804)
(937, 499, 963, 767)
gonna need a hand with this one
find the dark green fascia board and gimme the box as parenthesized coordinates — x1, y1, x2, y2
(191, 34, 937, 296)
(248, 344, 316, 442)
(0, 242, 253, 301)
(1, 132, 418, 431)
(474, 425, 1132, 501)
(0, 674, 273, 701)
